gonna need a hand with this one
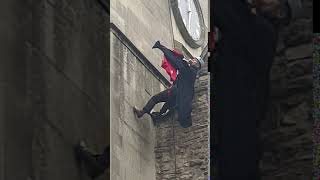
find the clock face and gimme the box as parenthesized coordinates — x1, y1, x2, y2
(178, 0, 201, 41)
(171, 0, 205, 48)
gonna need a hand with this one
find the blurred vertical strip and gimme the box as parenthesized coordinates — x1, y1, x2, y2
(209, 0, 214, 178)
(314, 0, 319, 33)
(313, 34, 320, 180)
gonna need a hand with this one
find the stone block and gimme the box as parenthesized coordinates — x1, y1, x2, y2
(285, 44, 312, 60)
(283, 19, 312, 47)
(287, 58, 312, 79)
(112, 131, 123, 150)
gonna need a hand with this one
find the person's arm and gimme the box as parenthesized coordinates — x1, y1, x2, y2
(161, 48, 187, 71)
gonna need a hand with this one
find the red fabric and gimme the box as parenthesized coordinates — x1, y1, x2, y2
(161, 49, 182, 82)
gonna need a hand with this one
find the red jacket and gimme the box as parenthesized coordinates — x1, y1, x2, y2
(161, 49, 182, 82)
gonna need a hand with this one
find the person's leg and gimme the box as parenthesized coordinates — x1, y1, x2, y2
(134, 88, 171, 118)
(159, 85, 177, 114)
(149, 85, 177, 125)
(143, 89, 170, 113)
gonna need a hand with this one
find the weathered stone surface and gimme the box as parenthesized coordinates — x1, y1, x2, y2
(261, 0, 313, 179)
(287, 58, 312, 79)
(1, 0, 38, 179)
(283, 19, 313, 47)
(110, 0, 173, 80)
(110, 32, 159, 180)
(270, 56, 287, 98)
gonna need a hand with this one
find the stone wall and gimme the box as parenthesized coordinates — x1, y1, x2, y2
(1, 0, 109, 179)
(154, 59, 210, 180)
(260, 0, 313, 179)
(313, 34, 320, 180)
(110, 27, 167, 180)
(110, 0, 174, 79)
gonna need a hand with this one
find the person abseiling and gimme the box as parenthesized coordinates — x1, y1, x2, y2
(133, 41, 204, 128)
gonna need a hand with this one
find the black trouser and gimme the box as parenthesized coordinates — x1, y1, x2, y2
(143, 85, 177, 114)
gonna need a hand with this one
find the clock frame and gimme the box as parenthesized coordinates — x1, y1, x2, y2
(171, 0, 205, 48)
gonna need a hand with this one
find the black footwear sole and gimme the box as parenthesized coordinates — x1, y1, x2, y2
(152, 40, 161, 49)
(133, 106, 144, 118)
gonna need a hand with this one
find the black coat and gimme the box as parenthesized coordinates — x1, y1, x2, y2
(166, 56, 198, 128)
(213, 0, 277, 179)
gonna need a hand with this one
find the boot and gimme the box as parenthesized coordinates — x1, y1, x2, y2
(152, 40, 162, 49)
(133, 106, 145, 118)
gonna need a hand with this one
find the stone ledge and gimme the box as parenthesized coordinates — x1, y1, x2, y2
(110, 23, 171, 88)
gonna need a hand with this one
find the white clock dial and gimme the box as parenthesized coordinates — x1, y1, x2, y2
(177, 0, 201, 40)
(171, 0, 204, 48)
